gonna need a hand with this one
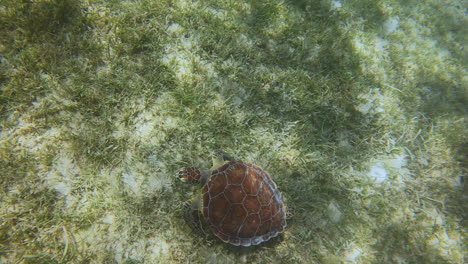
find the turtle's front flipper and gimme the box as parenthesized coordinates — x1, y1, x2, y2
(212, 150, 236, 171)
(182, 199, 209, 238)
(215, 149, 235, 161)
(211, 150, 234, 170)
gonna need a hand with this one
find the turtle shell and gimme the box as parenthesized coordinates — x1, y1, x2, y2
(202, 161, 286, 246)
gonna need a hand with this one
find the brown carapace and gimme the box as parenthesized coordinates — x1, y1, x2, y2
(178, 158, 286, 247)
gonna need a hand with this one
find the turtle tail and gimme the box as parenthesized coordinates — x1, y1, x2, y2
(177, 167, 202, 183)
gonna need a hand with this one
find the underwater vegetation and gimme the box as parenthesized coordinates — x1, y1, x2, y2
(0, 0, 466, 263)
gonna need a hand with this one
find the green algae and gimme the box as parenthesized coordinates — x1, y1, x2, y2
(0, 0, 466, 263)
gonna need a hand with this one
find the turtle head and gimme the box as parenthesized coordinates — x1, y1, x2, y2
(177, 167, 202, 183)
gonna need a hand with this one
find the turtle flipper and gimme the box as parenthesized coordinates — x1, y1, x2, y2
(211, 150, 236, 170)
(215, 149, 235, 161)
(182, 199, 209, 238)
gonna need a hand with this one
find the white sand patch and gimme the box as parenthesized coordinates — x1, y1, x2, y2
(113, 93, 179, 196)
(386, 154, 407, 170)
(6, 115, 81, 200)
(367, 154, 407, 185)
(112, 235, 171, 263)
(238, 34, 254, 49)
(100, 214, 114, 225)
(52, 182, 71, 196)
(205, 7, 226, 19)
(383, 17, 400, 35)
(354, 35, 391, 59)
(353, 38, 366, 52)
(122, 170, 140, 194)
(96, 64, 111, 77)
(114, 242, 124, 264)
(166, 23, 183, 34)
(131, 95, 182, 146)
(44, 148, 82, 208)
(352, 33, 395, 82)
(160, 51, 192, 80)
(327, 201, 342, 223)
(375, 37, 389, 52)
(146, 172, 172, 193)
(357, 87, 408, 119)
(356, 88, 386, 114)
(147, 237, 170, 260)
(246, 122, 301, 166)
(173, 0, 196, 10)
(12, 117, 61, 152)
(3, 101, 91, 211)
(161, 49, 218, 83)
(331, 0, 343, 10)
(134, 116, 157, 139)
(121, 160, 172, 196)
(75, 209, 173, 263)
(343, 246, 363, 263)
(369, 163, 387, 184)
(160, 25, 218, 84)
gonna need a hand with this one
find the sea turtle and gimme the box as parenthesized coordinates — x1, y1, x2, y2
(178, 151, 287, 247)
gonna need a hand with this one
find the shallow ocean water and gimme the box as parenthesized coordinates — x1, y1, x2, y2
(0, 0, 466, 263)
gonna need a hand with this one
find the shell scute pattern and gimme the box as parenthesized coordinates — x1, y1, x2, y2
(206, 172, 227, 197)
(257, 182, 274, 206)
(208, 195, 229, 226)
(244, 196, 261, 214)
(202, 161, 286, 246)
(224, 185, 244, 204)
